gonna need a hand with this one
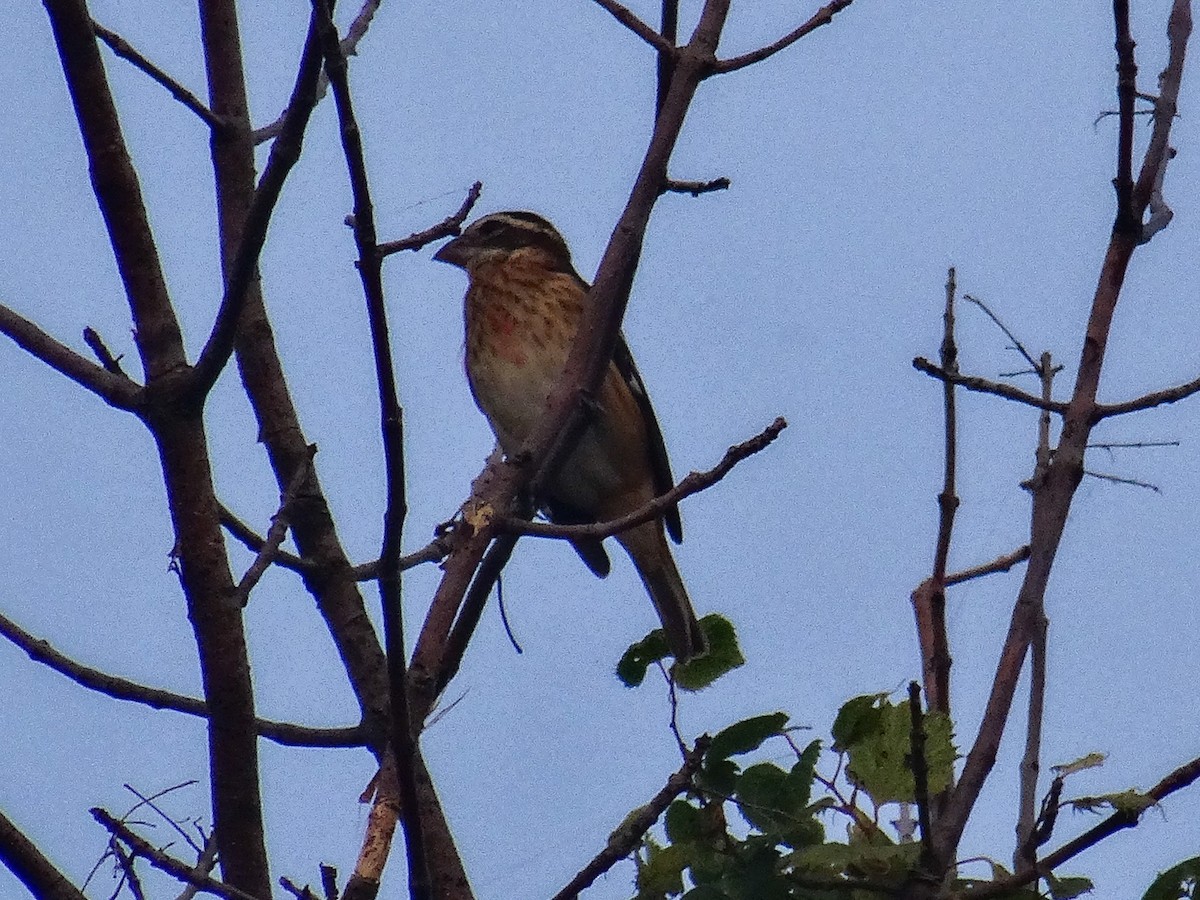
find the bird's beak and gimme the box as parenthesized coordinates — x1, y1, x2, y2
(432, 235, 469, 268)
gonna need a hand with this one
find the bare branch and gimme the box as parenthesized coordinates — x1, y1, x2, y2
(91, 19, 224, 130)
(0, 807, 87, 900)
(662, 176, 730, 196)
(91, 809, 262, 900)
(232, 445, 315, 606)
(378, 182, 483, 257)
(589, 0, 676, 55)
(0, 303, 142, 410)
(314, 4, 433, 896)
(0, 609, 366, 748)
(219, 503, 312, 573)
(713, 0, 854, 74)
(252, 0, 382, 144)
(1083, 469, 1161, 492)
(1094, 371, 1200, 418)
(969, 755, 1200, 899)
(944, 545, 1031, 587)
(506, 416, 787, 541)
(82, 326, 128, 375)
(962, 294, 1041, 373)
(550, 738, 708, 900)
(189, 4, 328, 400)
(913, 357, 1068, 414)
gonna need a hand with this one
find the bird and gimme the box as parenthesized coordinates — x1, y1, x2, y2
(433, 210, 705, 661)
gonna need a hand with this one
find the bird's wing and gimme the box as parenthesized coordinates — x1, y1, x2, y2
(612, 332, 683, 544)
(542, 499, 612, 576)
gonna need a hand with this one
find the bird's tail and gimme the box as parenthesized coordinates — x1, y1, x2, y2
(617, 521, 705, 662)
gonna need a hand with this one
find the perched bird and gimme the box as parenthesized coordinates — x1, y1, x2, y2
(433, 211, 705, 660)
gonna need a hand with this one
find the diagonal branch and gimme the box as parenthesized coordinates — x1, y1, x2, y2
(0, 807, 87, 900)
(378, 182, 483, 257)
(550, 738, 708, 900)
(91, 809, 263, 900)
(1093, 370, 1200, 419)
(713, 0, 854, 73)
(506, 416, 786, 541)
(589, 0, 676, 55)
(913, 357, 1068, 413)
(91, 19, 224, 130)
(188, 3, 329, 400)
(0, 608, 366, 748)
(0, 304, 142, 410)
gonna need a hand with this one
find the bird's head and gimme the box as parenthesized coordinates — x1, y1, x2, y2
(432, 210, 574, 273)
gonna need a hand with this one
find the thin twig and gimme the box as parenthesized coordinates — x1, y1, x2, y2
(549, 738, 709, 900)
(1083, 469, 1162, 492)
(962, 294, 1041, 373)
(253, 0, 382, 143)
(378, 183, 483, 257)
(969, 754, 1200, 899)
(944, 545, 1031, 586)
(91, 20, 224, 129)
(0, 609, 366, 747)
(219, 504, 311, 573)
(91, 810, 262, 900)
(232, 446, 315, 605)
(714, 0, 854, 73)
(123, 782, 203, 855)
(506, 417, 787, 540)
(913, 358, 1068, 413)
(1088, 439, 1179, 449)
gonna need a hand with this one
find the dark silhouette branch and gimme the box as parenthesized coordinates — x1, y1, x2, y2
(962, 293, 1040, 373)
(378, 182, 483, 257)
(90, 19, 225, 129)
(82, 325, 128, 375)
(0, 304, 141, 410)
(220, 503, 312, 574)
(314, 3, 436, 897)
(189, 2, 329, 401)
(912, 358, 1068, 413)
(252, 0, 383, 144)
(91, 809, 263, 900)
(550, 738, 708, 900)
(713, 0, 854, 73)
(506, 416, 787, 541)
(232, 446, 315, 606)
(1094, 371, 1200, 418)
(0, 807, 87, 900)
(931, 0, 1192, 872)
(589, 0, 676, 54)
(662, 176, 730, 196)
(0, 608, 367, 748)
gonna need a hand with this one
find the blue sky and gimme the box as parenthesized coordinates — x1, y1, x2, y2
(2, 1, 1199, 898)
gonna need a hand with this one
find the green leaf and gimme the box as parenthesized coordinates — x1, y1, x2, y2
(1070, 789, 1154, 817)
(674, 615, 745, 691)
(785, 740, 821, 810)
(831, 693, 888, 750)
(735, 762, 793, 833)
(840, 696, 956, 805)
(665, 800, 706, 844)
(1046, 873, 1094, 899)
(697, 758, 740, 796)
(616, 630, 673, 687)
(707, 713, 790, 762)
(681, 886, 730, 900)
(1142, 855, 1200, 900)
(636, 840, 688, 897)
(1051, 752, 1107, 777)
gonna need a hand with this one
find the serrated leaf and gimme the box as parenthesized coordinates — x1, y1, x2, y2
(735, 762, 793, 833)
(1052, 752, 1107, 777)
(1141, 854, 1200, 900)
(616, 630, 672, 687)
(707, 713, 789, 762)
(785, 740, 821, 810)
(674, 615, 745, 691)
(841, 698, 956, 805)
(1070, 789, 1154, 817)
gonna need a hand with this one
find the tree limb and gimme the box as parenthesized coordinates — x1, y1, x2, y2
(713, 0, 854, 74)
